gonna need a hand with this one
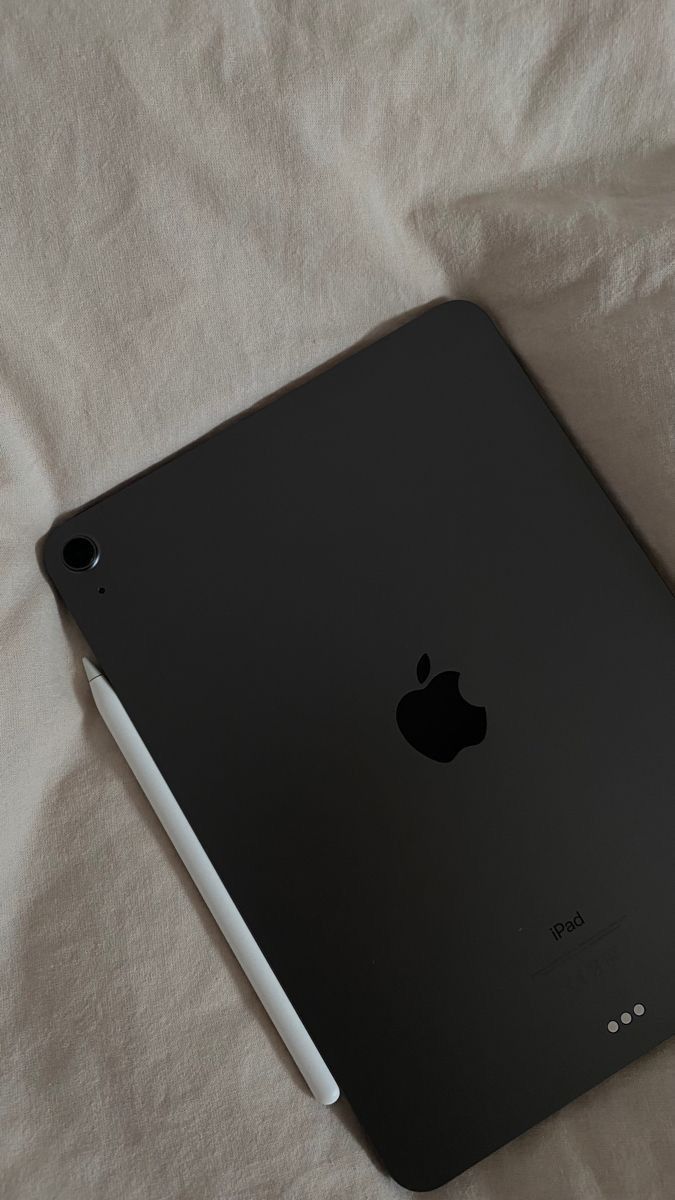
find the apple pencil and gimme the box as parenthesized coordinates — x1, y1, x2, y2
(82, 657, 339, 1106)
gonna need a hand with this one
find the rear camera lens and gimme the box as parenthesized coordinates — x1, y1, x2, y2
(62, 536, 99, 571)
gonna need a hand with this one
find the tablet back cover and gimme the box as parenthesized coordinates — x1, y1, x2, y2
(44, 303, 675, 1190)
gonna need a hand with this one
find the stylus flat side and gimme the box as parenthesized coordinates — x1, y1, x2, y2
(82, 657, 340, 1106)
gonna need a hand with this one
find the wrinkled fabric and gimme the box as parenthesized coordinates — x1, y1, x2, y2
(1, 2, 674, 1198)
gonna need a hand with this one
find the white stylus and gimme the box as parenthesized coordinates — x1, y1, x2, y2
(82, 657, 339, 1106)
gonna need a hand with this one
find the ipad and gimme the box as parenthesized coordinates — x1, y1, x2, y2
(44, 302, 675, 1190)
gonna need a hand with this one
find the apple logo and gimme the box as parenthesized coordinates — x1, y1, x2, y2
(395, 654, 487, 763)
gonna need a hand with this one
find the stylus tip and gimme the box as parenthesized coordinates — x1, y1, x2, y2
(82, 656, 102, 682)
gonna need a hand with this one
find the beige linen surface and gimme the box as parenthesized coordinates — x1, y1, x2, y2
(2, 2, 674, 1198)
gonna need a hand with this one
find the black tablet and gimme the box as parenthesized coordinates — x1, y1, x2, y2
(44, 302, 675, 1191)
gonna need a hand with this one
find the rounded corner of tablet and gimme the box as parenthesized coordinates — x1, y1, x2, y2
(42, 521, 65, 584)
(425, 297, 497, 336)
